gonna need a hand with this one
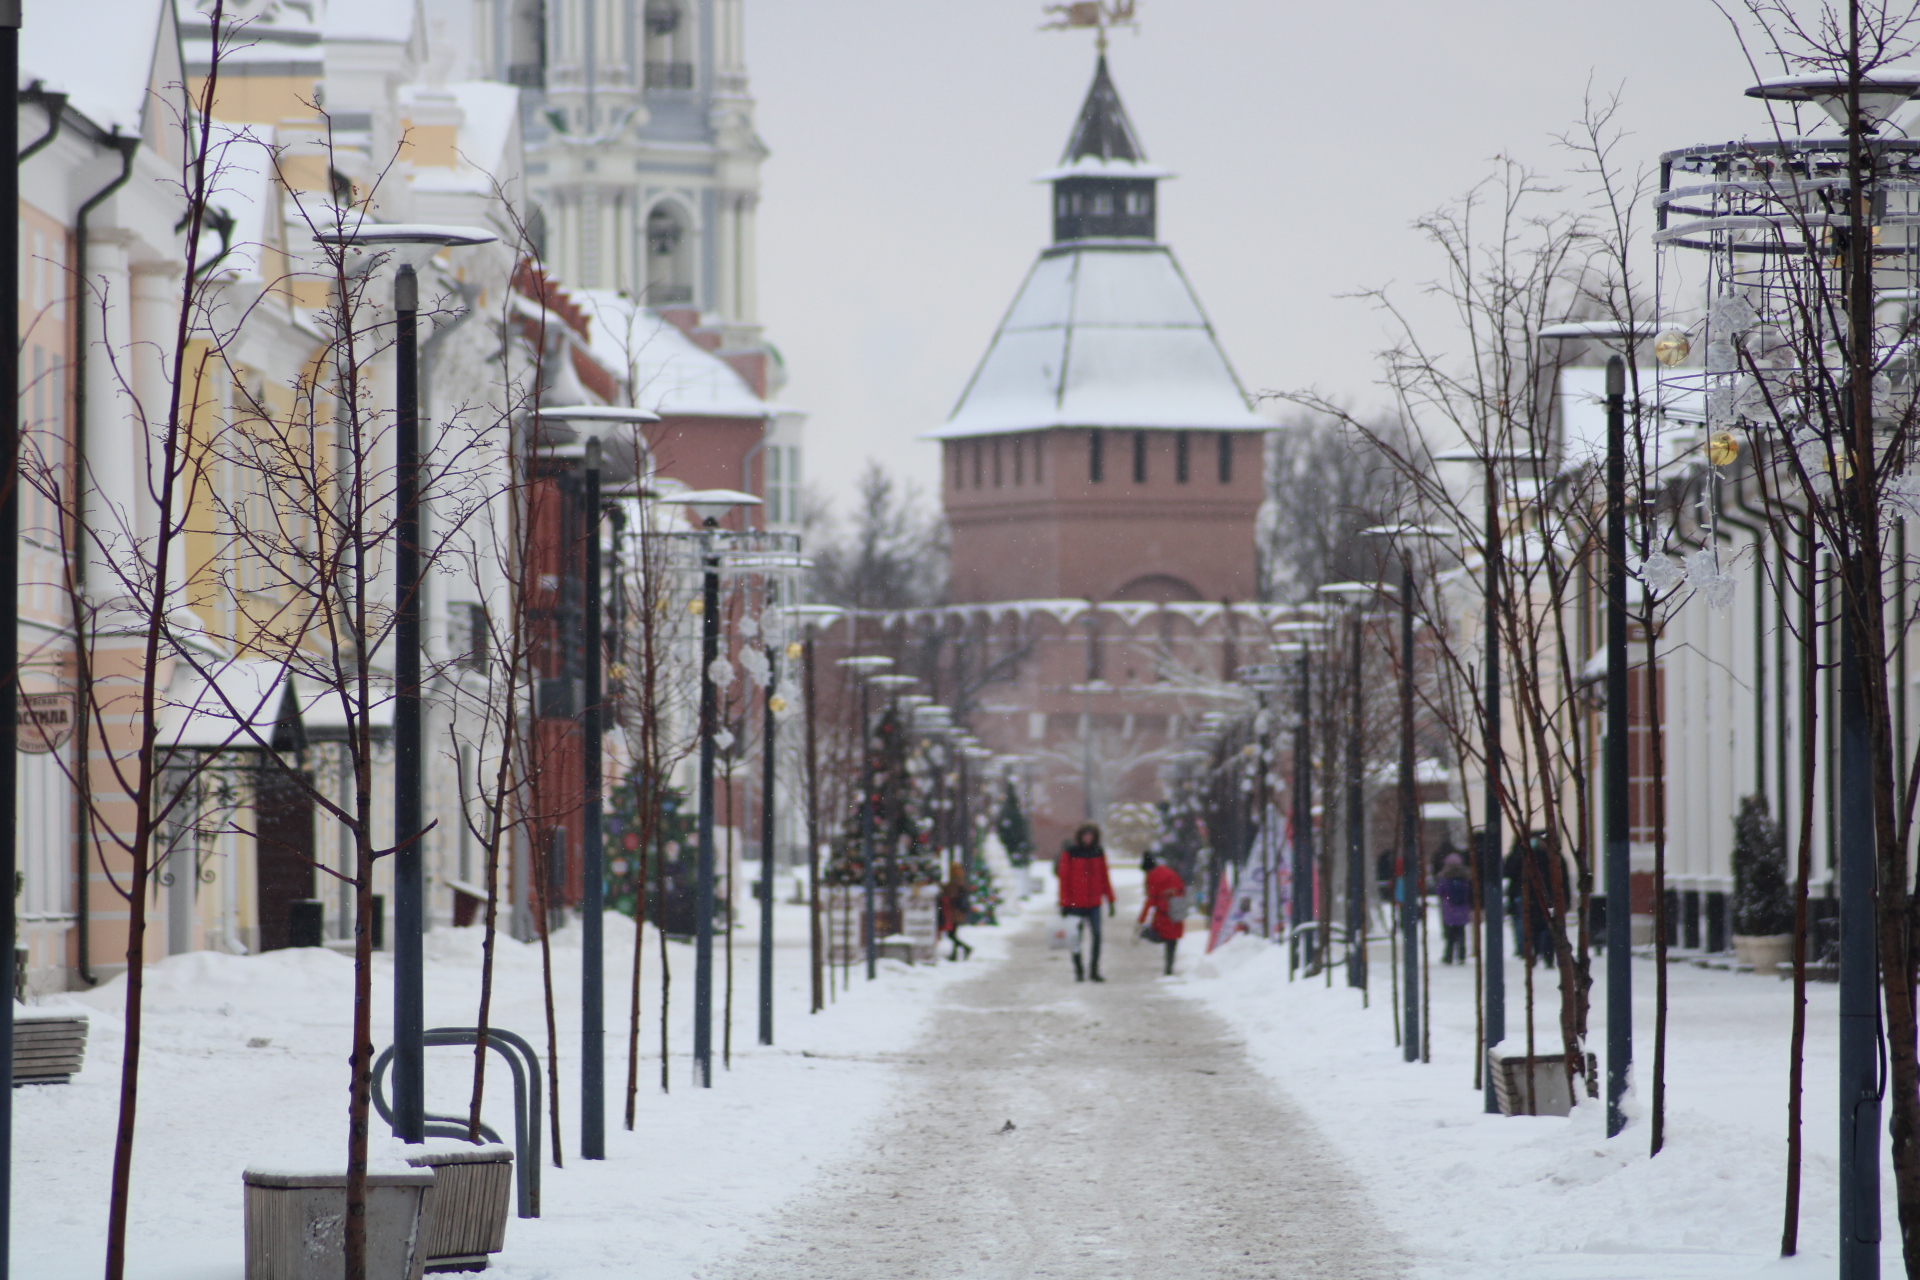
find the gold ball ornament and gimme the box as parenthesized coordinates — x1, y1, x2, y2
(768, 695, 788, 713)
(688, 598, 704, 615)
(1708, 432, 1740, 467)
(786, 641, 804, 660)
(1654, 330, 1691, 368)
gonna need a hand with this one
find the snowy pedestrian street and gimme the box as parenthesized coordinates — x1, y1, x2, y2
(715, 902, 1400, 1280)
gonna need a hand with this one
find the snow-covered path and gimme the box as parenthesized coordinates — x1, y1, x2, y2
(712, 910, 1403, 1280)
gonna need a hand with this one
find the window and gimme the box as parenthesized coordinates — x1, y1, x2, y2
(1089, 429, 1104, 482)
(767, 445, 782, 522)
(1125, 190, 1152, 217)
(952, 443, 962, 490)
(1176, 433, 1190, 484)
(1091, 192, 1113, 216)
(1133, 431, 1147, 483)
(992, 438, 1002, 487)
(1035, 435, 1044, 482)
(1627, 665, 1666, 842)
(1217, 432, 1232, 483)
(645, 201, 693, 304)
(973, 440, 983, 488)
(1014, 437, 1024, 485)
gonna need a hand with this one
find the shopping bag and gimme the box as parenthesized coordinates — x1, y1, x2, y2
(1048, 922, 1071, 951)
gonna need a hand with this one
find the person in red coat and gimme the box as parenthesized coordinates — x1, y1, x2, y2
(939, 863, 973, 961)
(1055, 823, 1116, 982)
(1138, 854, 1187, 976)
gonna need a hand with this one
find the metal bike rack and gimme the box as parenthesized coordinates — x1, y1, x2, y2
(372, 1026, 544, 1218)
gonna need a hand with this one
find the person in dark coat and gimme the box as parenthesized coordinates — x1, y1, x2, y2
(1436, 852, 1473, 964)
(940, 863, 973, 961)
(1138, 854, 1187, 976)
(1055, 823, 1116, 982)
(1503, 832, 1562, 966)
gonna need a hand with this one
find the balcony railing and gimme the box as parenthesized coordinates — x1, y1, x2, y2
(644, 61, 694, 90)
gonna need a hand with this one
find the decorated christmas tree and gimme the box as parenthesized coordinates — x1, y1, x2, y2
(823, 708, 940, 887)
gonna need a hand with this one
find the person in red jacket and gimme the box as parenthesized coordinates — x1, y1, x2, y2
(1055, 823, 1116, 982)
(1138, 854, 1187, 977)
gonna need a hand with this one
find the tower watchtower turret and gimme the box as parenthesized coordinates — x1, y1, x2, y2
(1046, 57, 1166, 242)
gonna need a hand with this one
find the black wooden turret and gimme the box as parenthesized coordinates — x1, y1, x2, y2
(1050, 57, 1158, 243)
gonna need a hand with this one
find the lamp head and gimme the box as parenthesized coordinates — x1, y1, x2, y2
(673, 488, 762, 528)
(1747, 68, 1920, 133)
(312, 221, 498, 274)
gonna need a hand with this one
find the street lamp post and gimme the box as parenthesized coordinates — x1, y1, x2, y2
(674, 489, 760, 1087)
(313, 221, 497, 1142)
(1319, 582, 1385, 994)
(838, 655, 893, 979)
(1362, 526, 1449, 1065)
(532, 405, 659, 1155)
(1434, 444, 1545, 1113)
(786, 605, 844, 1014)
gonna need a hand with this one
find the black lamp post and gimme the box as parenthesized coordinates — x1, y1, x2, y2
(1319, 582, 1384, 994)
(531, 405, 659, 1156)
(785, 605, 845, 1014)
(1, 8, 21, 1269)
(674, 489, 760, 1087)
(1434, 444, 1543, 1114)
(1361, 526, 1450, 1065)
(312, 220, 496, 1142)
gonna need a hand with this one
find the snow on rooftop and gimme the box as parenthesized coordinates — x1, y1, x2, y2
(575, 291, 776, 420)
(402, 81, 521, 195)
(22, 0, 173, 135)
(931, 244, 1270, 439)
(199, 124, 280, 282)
(323, 0, 421, 44)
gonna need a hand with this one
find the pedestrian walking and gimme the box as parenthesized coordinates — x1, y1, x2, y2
(1503, 832, 1561, 966)
(1055, 823, 1116, 982)
(1138, 854, 1187, 976)
(1436, 852, 1472, 964)
(940, 862, 973, 961)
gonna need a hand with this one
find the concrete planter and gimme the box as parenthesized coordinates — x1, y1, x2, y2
(243, 1163, 436, 1280)
(406, 1145, 513, 1272)
(1487, 1048, 1596, 1117)
(1734, 933, 1795, 975)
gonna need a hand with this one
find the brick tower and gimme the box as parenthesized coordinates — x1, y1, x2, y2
(932, 56, 1269, 607)
(912, 58, 1272, 852)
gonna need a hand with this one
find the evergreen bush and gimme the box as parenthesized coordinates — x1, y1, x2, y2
(1730, 793, 1793, 936)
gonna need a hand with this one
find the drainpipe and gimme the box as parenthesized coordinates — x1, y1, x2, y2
(17, 82, 67, 162)
(742, 434, 765, 530)
(69, 131, 140, 987)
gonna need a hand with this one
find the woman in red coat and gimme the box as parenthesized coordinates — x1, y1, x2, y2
(1055, 823, 1115, 982)
(1139, 855, 1186, 976)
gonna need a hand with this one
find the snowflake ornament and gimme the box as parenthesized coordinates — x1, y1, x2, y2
(708, 656, 736, 689)
(1636, 553, 1686, 596)
(1687, 547, 1737, 611)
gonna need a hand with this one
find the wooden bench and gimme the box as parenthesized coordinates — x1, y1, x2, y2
(14, 1012, 87, 1086)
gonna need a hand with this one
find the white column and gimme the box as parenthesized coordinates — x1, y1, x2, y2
(130, 262, 185, 601)
(737, 193, 758, 324)
(82, 233, 139, 607)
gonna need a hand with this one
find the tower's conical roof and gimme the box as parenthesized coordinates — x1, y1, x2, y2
(1062, 56, 1144, 166)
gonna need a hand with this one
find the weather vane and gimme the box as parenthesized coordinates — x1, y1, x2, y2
(1040, 1, 1137, 55)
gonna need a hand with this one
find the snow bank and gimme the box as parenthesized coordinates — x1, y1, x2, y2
(1178, 928, 1879, 1279)
(18, 901, 1011, 1279)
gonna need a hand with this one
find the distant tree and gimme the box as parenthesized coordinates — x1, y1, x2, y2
(1260, 410, 1413, 603)
(808, 461, 948, 610)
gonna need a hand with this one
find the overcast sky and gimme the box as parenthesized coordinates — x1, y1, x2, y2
(747, 0, 1798, 520)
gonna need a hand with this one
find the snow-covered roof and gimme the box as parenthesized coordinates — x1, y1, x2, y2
(575, 291, 778, 420)
(22, 0, 176, 136)
(930, 244, 1271, 439)
(324, 0, 423, 43)
(200, 124, 280, 281)
(1035, 155, 1173, 182)
(402, 81, 520, 195)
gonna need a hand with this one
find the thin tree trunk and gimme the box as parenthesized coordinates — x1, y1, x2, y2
(1785, 521, 1816, 1256)
(1651, 651, 1669, 1157)
(535, 833, 563, 1166)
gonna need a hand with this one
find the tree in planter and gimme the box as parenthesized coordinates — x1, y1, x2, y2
(1730, 794, 1793, 940)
